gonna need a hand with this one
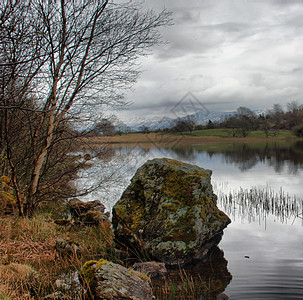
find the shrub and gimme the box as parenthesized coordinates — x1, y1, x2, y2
(292, 124, 303, 137)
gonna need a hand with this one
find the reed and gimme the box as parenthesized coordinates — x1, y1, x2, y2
(216, 185, 303, 225)
(151, 251, 231, 300)
(152, 268, 211, 300)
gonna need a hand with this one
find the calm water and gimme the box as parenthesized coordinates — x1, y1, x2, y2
(76, 140, 303, 299)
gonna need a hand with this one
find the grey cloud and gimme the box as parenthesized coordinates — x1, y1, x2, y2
(206, 22, 251, 33)
(292, 68, 303, 73)
(283, 14, 303, 31)
(121, 0, 303, 120)
(270, 0, 303, 6)
(128, 91, 269, 113)
(152, 8, 267, 60)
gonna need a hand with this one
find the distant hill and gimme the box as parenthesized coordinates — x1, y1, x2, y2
(124, 110, 238, 131)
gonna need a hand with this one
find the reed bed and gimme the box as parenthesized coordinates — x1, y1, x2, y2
(217, 186, 303, 225)
(152, 269, 212, 300)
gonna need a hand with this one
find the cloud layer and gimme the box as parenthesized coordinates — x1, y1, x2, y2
(119, 0, 303, 120)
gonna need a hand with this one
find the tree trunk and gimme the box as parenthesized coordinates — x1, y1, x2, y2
(25, 106, 56, 216)
(4, 109, 24, 217)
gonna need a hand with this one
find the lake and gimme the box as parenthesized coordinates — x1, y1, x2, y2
(76, 139, 303, 299)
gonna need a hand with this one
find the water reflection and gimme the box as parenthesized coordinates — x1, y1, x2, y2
(173, 141, 303, 173)
(221, 141, 303, 173)
(76, 141, 303, 215)
(119, 140, 303, 173)
(168, 145, 197, 162)
(75, 140, 303, 299)
(152, 247, 232, 300)
(74, 146, 138, 211)
(221, 221, 303, 299)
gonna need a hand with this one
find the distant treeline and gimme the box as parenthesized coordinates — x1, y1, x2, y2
(137, 101, 303, 137)
(215, 102, 303, 137)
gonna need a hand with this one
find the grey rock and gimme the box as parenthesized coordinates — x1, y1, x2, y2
(112, 158, 231, 265)
(80, 259, 153, 300)
(133, 261, 167, 279)
(55, 271, 84, 299)
(42, 291, 72, 300)
(79, 210, 110, 226)
(69, 198, 106, 218)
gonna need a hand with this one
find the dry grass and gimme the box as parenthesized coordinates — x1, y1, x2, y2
(0, 263, 38, 299)
(80, 133, 223, 145)
(0, 212, 115, 299)
(0, 216, 58, 299)
(79, 132, 298, 149)
(0, 216, 58, 263)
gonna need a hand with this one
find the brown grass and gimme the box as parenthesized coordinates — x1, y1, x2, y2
(81, 133, 219, 144)
(0, 212, 115, 299)
(80, 132, 296, 148)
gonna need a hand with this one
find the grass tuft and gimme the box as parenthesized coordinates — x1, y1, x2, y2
(0, 211, 115, 299)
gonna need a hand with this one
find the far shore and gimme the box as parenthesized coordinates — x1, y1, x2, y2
(79, 132, 301, 148)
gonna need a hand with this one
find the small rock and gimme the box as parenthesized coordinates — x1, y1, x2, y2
(133, 261, 167, 279)
(80, 259, 154, 300)
(217, 293, 229, 299)
(55, 271, 84, 299)
(69, 198, 106, 218)
(79, 210, 110, 226)
(42, 291, 72, 300)
(55, 239, 83, 258)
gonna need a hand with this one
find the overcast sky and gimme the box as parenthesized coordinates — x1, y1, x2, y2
(115, 0, 303, 121)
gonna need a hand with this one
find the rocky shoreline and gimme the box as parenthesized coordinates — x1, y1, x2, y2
(48, 158, 231, 299)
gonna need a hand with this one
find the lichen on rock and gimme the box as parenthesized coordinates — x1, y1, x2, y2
(112, 158, 231, 265)
(80, 259, 153, 300)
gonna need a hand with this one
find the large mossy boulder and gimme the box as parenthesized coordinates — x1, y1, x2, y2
(112, 158, 231, 265)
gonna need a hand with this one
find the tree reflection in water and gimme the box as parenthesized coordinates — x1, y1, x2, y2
(212, 141, 303, 173)
(169, 141, 303, 173)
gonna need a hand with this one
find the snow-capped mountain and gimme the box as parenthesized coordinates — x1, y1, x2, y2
(123, 110, 238, 131)
(186, 110, 237, 125)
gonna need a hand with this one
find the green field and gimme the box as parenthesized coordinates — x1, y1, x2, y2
(185, 128, 295, 138)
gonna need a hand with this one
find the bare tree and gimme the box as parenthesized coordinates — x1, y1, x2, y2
(266, 103, 284, 131)
(236, 107, 257, 137)
(223, 115, 239, 137)
(139, 125, 150, 134)
(92, 118, 116, 136)
(0, 0, 171, 216)
(286, 101, 303, 129)
(171, 118, 196, 134)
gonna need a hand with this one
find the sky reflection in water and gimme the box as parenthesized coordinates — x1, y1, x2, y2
(76, 141, 303, 299)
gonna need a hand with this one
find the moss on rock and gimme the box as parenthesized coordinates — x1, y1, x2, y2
(112, 158, 231, 265)
(80, 259, 153, 299)
(81, 259, 109, 285)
